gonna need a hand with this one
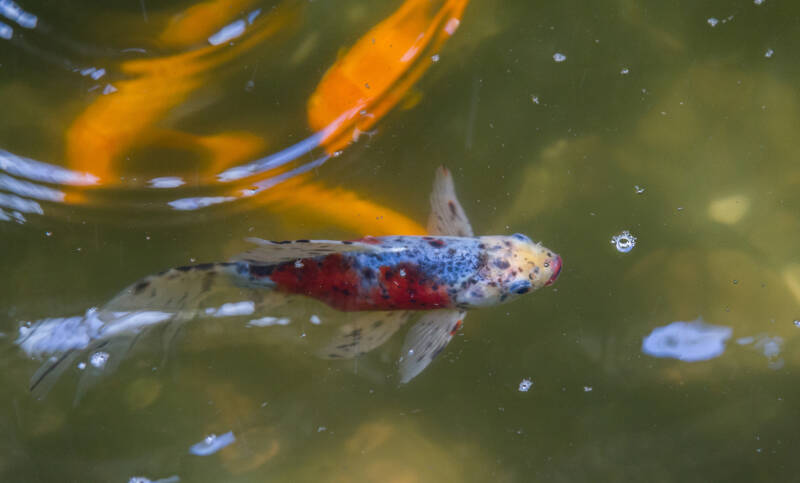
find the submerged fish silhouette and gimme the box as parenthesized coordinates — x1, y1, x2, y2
(21, 167, 561, 398)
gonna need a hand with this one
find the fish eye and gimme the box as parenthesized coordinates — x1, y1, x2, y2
(511, 233, 532, 243)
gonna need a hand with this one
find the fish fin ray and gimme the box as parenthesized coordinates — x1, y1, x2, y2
(319, 311, 411, 359)
(427, 166, 474, 237)
(398, 309, 466, 383)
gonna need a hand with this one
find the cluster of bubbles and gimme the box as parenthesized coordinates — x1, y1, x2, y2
(611, 230, 637, 253)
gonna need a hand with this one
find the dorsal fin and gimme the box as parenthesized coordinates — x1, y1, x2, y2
(231, 238, 380, 264)
(427, 166, 473, 237)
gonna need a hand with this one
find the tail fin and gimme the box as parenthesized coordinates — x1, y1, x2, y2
(21, 262, 258, 400)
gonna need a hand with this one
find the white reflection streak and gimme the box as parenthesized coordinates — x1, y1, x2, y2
(208, 19, 246, 45)
(0, 20, 11, 39)
(0, 173, 65, 201)
(0, 192, 42, 214)
(0, 148, 98, 185)
(0, 0, 37, 29)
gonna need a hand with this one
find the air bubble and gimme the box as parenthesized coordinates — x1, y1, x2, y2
(518, 378, 533, 392)
(90, 351, 109, 369)
(611, 230, 636, 253)
(553, 52, 566, 63)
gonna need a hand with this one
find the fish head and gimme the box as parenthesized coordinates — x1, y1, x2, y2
(460, 234, 561, 307)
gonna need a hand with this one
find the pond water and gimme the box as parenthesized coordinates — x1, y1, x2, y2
(2, 0, 799, 481)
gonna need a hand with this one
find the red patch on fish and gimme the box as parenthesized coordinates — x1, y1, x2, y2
(371, 264, 450, 310)
(269, 254, 451, 311)
(449, 319, 463, 336)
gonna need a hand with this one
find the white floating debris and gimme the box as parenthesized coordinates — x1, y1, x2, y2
(208, 19, 246, 45)
(431, 54, 440, 62)
(518, 378, 533, 392)
(310, 315, 321, 325)
(531, 95, 540, 104)
(583, 386, 593, 392)
(707, 17, 719, 27)
(794, 320, 800, 328)
(610, 230, 636, 253)
(620, 67, 630, 75)
(708, 194, 750, 225)
(754, 0, 764, 4)
(90, 351, 110, 369)
(247, 316, 290, 327)
(77, 362, 87, 370)
(764, 48, 774, 58)
(102, 84, 117, 95)
(552, 52, 567, 63)
(189, 431, 236, 456)
(634, 185, 645, 194)
(317, 426, 327, 432)
(642, 318, 732, 362)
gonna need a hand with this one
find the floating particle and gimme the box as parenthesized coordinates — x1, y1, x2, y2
(189, 431, 236, 456)
(431, 54, 440, 62)
(610, 230, 636, 253)
(634, 185, 645, 194)
(754, 0, 764, 4)
(531, 95, 540, 104)
(317, 426, 327, 432)
(310, 315, 321, 325)
(518, 378, 533, 392)
(102, 84, 117, 95)
(553, 52, 566, 62)
(77, 362, 87, 370)
(90, 351, 109, 369)
(793, 320, 800, 327)
(620, 67, 630, 75)
(707, 17, 719, 27)
(764, 48, 774, 58)
(583, 386, 593, 392)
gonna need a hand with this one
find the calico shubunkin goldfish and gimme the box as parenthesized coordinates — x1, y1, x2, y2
(21, 167, 561, 394)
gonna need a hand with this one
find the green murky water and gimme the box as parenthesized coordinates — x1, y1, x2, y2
(2, 0, 800, 481)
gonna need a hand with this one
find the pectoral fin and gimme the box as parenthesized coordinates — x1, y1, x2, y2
(320, 311, 411, 359)
(427, 166, 473, 237)
(398, 309, 466, 383)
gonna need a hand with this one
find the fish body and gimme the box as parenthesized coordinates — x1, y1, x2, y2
(235, 234, 561, 312)
(21, 166, 561, 395)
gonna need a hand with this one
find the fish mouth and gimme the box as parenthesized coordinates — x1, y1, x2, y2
(544, 255, 562, 286)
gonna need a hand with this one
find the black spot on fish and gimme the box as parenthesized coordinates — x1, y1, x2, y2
(447, 248, 456, 256)
(296, 239, 309, 243)
(346, 328, 362, 338)
(373, 320, 384, 328)
(195, 263, 215, 270)
(342, 240, 353, 245)
(176, 265, 192, 272)
(493, 259, 510, 270)
(428, 239, 445, 248)
(328, 353, 342, 358)
(448, 200, 458, 216)
(250, 264, 275, 277)
(133, 280, 150, 295)
(362, 268, 374, 280)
